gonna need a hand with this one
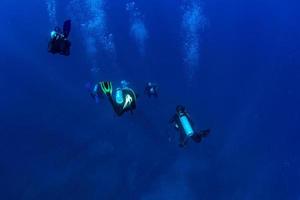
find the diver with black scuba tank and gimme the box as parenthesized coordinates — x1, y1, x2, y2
(170, 105, 210, 147)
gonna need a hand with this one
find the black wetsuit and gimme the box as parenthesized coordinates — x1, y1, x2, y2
(48, 20, 71, 56)
(144, 84, 158, 97)
(107, 88, 137, 116)
(170, 105, 210, 147)
(48, 36, 71, 56)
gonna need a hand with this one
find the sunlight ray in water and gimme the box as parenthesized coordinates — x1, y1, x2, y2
(46, 0, 57, 26)
(182, 0, 207, 82)
(126, 1, 148, 57)
(68, 0, 116, 74)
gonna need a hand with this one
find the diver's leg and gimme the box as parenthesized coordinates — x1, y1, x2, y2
(191, 133, 202, 143)
(192, 129, 210, 143)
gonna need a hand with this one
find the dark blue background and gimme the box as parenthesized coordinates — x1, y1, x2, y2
(0, 0, 299, 199)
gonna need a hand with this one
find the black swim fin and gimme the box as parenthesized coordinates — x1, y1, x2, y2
(63, 20, 71, 38)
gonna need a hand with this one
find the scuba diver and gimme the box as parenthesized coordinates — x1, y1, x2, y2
(99, 81, 137, 116)
(170, 105, 210, 148)
(88, 82, 104, 103)
(48, 20, 72, 56)
(144, 82, 158, 98)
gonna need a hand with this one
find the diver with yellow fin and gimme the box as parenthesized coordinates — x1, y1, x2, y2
(100, 81, 137, 116)
(170, 105, 210, 147)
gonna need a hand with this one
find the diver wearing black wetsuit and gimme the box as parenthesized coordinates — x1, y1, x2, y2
(48, 20, 72, 56)
(100, 81, 137, 116)
(144, 82, 158, 98)
(170, 105, 210, 147)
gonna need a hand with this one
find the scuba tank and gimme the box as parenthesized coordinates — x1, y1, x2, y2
(179, 113, 194, 137)
(115, 88, 124, 105)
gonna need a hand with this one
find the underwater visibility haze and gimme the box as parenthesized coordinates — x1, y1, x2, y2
(0, 0, 300, 199)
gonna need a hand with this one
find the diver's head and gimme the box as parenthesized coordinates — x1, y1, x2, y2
(147, 82, 152, 87)
(51, 31, 57, 39)
(121, 80, 129, 88)
(176, 105, 185, 114)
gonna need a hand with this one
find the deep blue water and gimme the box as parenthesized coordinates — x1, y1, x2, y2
(1, 0, 300, 199)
